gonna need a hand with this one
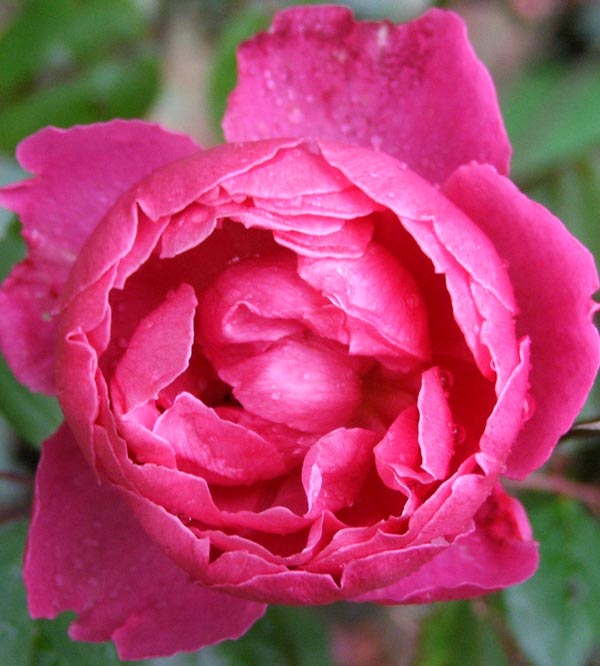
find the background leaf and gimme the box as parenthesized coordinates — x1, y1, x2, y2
(416, 600, 509, 666)
(0, 0, 159, 152)
(218, 605, 332, 666)
(503, 495, 600, 666)
(502, 59, 600, 184)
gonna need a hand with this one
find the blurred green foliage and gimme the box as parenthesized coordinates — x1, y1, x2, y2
(0, 0, 159, 152)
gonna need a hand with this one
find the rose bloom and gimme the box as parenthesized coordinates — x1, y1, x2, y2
(0, 6, 598, 660)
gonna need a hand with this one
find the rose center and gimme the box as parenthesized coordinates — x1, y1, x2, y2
(196, 252, 363, 433)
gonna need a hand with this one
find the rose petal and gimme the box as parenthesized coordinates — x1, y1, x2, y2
(418, 367, 454, 479)
(443, 164, 600, 477)
(302, 428, 378, 517)
(319, 142, 518, 381)
(153, 392, 291, 484)
(298, 241, 430, 363)
(25, 426, 265, 660)
(0, 121, 200, 393)
(219, 336, 362, 433)
(274, 217, 375, 258)
(111, 283, 197, 414)
(224, 7, 510, 184)
(353, 485, 538, 603)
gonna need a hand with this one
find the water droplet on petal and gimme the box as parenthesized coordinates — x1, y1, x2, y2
(370, 135, 383, 150)
(522, 395, 535, 421)
(452, 423, 466, 444)
(439, 369, 454, 391)
(288, 107, 304, 124)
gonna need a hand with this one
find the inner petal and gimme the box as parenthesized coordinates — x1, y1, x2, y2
(297, 241, 430, 365)
(219, 336, 362, 433)
(111, 283, 197, 414)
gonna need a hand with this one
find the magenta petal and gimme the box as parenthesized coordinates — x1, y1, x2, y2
(25, 426, 265, 659)
(111, 283, 197, 413)
(443, 165, 600, 477)
(302, 428, 378, 517)
(0, 121, 200, 393)
(417, 368, 454, 479)
(221, 337, 362, 433)
(223, 7, 510, 184)
(153, 392, 291, 484)
(298, 242, 430, 363)
(354, 486, 538, 603)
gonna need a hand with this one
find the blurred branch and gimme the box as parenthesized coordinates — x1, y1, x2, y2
(563, 418, 600, 440)
(505, 472, 600, 515)
(0, 470, 33, 485)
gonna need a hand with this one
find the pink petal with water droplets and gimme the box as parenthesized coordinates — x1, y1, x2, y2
(25, 426, 265, 660)
(302, 428, 378, 517)
(224, 7, 510, 184)
(418, 367, 454, 479)
(0, 121, 200, 393)
(153, 392, 291, 484)
(220, 336, 362, 433)
(443, 164, 600, 477)
(354, 485, 538, 603)
(318, 142, 518, 382)
(298, 242, 430, 363)
(111, 283, 197, 414)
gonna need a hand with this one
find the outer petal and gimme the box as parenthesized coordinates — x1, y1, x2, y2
(353, 485, 538, 603)
(443, 164, 600, 477)
(24, 426, 265, 659)
(223, 7, 510, 184)
(0, 121, 201, 394)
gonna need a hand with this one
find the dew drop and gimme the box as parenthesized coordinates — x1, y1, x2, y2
(288, 107, 304, 124)
(271, 391, 282, 400)
(452, 423, 466, 444)
(53, 574, 65, 588)
(439, 369, 454, 391)
(522, 395, 535, 421)
(370, 135, 383, 150)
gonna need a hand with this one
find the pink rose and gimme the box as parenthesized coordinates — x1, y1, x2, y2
(1, 6, 598, 660)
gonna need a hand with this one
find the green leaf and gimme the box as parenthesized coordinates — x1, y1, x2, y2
(502, 59, 600, 183)
(217, 606, 332, 666)
(416, 600, 509, 666)
(0, 54, 159, 153)
(0, 520, 35, 666)
(207, 9, 271, 139)
(0, 354, 62, 447)
(0, 0, 146, 95)
(0, 217, 26, 283)
(503, 495, 600, 666)
(0, 0, 159, 152)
